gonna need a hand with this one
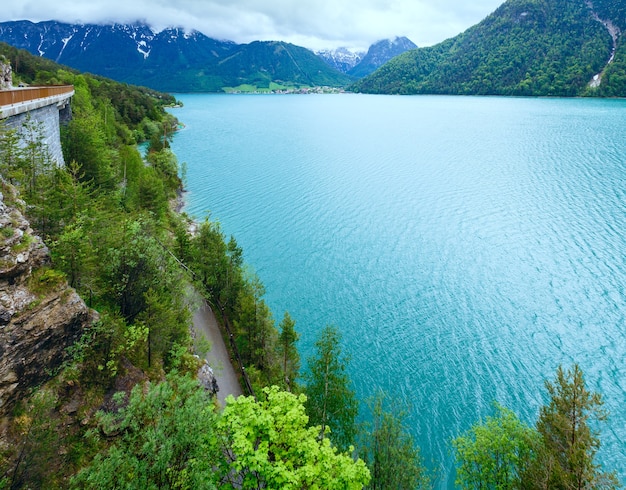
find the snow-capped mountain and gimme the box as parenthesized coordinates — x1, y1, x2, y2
(0, 21, 236, 80)
(316, 47, 365, 73)
(316, 37, 416, 78)
(0, 20, 351, 91)
(348, 37, 417, 78)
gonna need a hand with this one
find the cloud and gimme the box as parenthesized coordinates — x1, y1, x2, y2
(4, 0, 503, 51)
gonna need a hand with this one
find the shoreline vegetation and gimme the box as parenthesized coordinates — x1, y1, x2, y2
(0, 44, 621, 489)
(223, 85, 347, 94)
(0, 45, 375, 489)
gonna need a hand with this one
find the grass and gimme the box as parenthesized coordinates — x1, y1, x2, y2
(222, 82, 310, 93)
(27, 267, 67, 297)
(1, 226, 14, 239)
(10, 232, 32, 254)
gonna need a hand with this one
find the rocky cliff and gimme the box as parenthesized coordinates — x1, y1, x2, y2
(0, 183, 94, 415)
(0, 57, 11, 90)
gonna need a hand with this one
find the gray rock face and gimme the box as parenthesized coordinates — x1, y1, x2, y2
(0, 59, 11, 90)
(0, 184, 95, 415)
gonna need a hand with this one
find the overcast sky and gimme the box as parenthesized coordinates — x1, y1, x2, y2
(5, 0, 504, 51)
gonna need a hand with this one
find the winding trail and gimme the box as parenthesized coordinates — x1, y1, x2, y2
(191, 294, 243, 406)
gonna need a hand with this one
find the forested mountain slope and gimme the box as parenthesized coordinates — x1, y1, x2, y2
(0, 21, 352, 92)
(352, 0, 625, 96)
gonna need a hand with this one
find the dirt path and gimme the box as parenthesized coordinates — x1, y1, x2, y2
(191, 295, 243, 406)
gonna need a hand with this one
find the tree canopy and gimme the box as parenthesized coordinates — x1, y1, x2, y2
(218, 386, 370, 489)
(304, 325, 359, 452)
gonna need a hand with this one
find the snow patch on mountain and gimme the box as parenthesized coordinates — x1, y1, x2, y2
(316, 37, 416, 78)
(316, 47, 365, 73)
(137, 40, 150, 59)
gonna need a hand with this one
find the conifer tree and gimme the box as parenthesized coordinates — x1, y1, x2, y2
(362, 391, 431, 490)
(278, 311, 300, 391)
(304, 325, 358, 452)
(526, 364, 618, 489)
(0, 121, 25, 184)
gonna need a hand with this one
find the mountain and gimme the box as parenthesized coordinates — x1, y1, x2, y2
(316, 47, 365, 74)
(316, 37, 416, 78)
(348, 37, 417, 78)
(352, 0, 626, 96)
(0, 20, 352, 92)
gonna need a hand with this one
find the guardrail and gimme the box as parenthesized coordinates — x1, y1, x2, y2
(0, 85, 74, 107)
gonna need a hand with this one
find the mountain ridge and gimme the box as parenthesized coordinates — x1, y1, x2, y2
(348, 37, 417, 78)
(0, 20, 351, 92)
(316, 37, 416, 78)
(351, 0, 626, 96)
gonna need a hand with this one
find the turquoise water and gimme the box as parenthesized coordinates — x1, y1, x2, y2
(169, 94, 626, 485)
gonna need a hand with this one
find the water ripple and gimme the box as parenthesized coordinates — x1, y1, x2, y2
(170, 95, 626, 486)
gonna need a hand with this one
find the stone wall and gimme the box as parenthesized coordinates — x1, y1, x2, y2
(3, 103, 67, 166)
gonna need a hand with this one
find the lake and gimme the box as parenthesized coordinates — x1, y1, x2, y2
(168, 94, 626, 486)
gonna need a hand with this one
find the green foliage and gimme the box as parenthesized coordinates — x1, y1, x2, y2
(304, 325, 359, 452)
(188, 219, 289, 388)
(0, 45, 219, 489)
(4, 390, 59, 489)
(190, 219, 233, 308)
(61, 112, 114, 189)
(525, 364, 619, 489)
(352, 0, 622, 96)
(27, 267, 67, 297)
(453, 403, 539, 489)
(71, 373, 219, 490)
(361, 391, 431, 490)
(131, 41, 351, 92)
(136, 287, 191, 370)
(146, 148, 180, 196)
(0, 122, 25, 185)
(217, 386, 370, 489)
(233, 274, 279, 381)
(1, 44, 192, 376)
(278, 311, 300, 391)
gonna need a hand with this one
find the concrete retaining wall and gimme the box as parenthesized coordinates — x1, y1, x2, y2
(1, 94, 72, 166)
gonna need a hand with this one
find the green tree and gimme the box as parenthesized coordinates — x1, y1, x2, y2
(0, 122, 25, 185)
(361, 391, 431, 490)
(526, 364, 618, 489)
(61, 110, 114, 189)
(234, 274, 279, 380)
(4, 390, 59, 490)
(51, 214, 92, 289)
(101, 218, 164, 322)
(304, 325, 358, 452)
(453, 403, 538, 489)
(135, 287, 190, 370)
(19, 115, 52, 199)
(278, 311, 300, 391)
(191, 218, 229, 305)
(71, 373, 219, 490)
(217, 386, 370, 489)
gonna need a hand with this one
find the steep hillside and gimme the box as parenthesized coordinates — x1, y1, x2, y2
(352, 0, 622, 96)
(0, 20, 351, 92)
(215, 41, 353, 90)
(0, 185, 94, 416)
(348, 37, 417, 78)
